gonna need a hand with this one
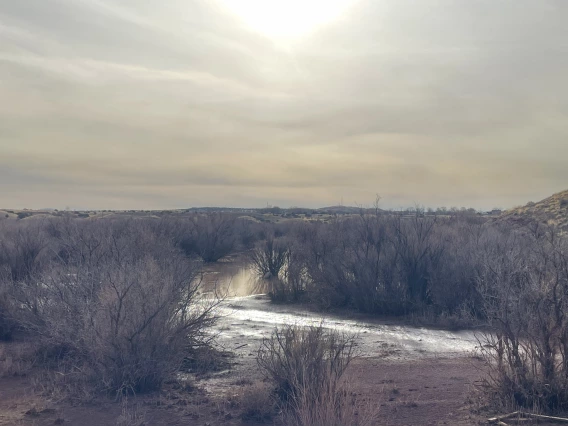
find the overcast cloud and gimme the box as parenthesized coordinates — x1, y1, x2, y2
(1, 0, 567, 210)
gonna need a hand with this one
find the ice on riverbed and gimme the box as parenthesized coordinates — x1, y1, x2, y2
(212, 294, 478, 361)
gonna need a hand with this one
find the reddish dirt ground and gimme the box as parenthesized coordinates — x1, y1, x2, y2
(347, 356, 486, 425)
(0, 346, 489, 426)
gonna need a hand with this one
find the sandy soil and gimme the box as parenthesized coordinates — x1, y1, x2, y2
(348, 356, 486, 425)
(0, 353, 487, 426)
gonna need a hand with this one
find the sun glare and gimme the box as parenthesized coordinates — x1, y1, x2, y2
(219, 0, 353, 40)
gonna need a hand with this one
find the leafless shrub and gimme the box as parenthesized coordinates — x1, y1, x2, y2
(180, 213, 237, 262)
(0, 220, 49, 340)
(390, 213, 444, 308)
(15, 219, 218, 395)
(0, 219, 48, 283)
(234, 217, 260, 250)
(248, 236, 295, 302)
(0, 276, 15, 341)
(250, 236, 289, 280)
(249, 234, 309, 303)
(300, 212, 492, 320)
(425, 217, 486, 318)
(257, 324, 375, 425)
(476, 225, 568, 412)
(298, 220, 352, 309)
(303, 214, 404, 313)
(257, 324, 355, 404)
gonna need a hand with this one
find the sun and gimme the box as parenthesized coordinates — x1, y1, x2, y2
(219, 0, 353, 40)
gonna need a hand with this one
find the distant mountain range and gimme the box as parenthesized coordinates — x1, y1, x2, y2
(499, 189, 568, 232)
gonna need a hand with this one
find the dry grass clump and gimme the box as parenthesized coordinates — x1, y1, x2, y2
(0, 343, 34, 378)
(285, 382, 377, 426)
(257, 324, 378, 426)
(257, 325, 355, 403)
(238, 382, 276, 422)
(181, 346, 232, 376)
(115, 396, 146, 426)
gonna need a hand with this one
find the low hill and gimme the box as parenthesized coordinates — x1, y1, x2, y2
(318, 205, 371, 215)
(499, 189, 568, 232)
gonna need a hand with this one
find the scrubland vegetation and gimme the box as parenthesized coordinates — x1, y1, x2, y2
(0, 206, 567, 421)
(247, 209, 568, 414)
(0, 217, 221, 396)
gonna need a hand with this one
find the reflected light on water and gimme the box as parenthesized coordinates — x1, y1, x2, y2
(199, 259, 266, 297)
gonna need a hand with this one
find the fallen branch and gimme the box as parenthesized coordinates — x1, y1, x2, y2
(524, 413, 568, 423)
(488, 411, 519, 423)
(488, 411, 568, 424)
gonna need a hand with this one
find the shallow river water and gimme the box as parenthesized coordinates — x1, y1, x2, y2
(202, 259, 479, 363)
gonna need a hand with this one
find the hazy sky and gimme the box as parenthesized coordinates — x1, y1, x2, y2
(1, 0, 567, 210)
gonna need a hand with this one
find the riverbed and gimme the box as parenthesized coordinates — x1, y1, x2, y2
(198, 259, 480, 395)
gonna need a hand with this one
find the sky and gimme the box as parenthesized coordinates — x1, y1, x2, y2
(1, 0, 567, 211)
